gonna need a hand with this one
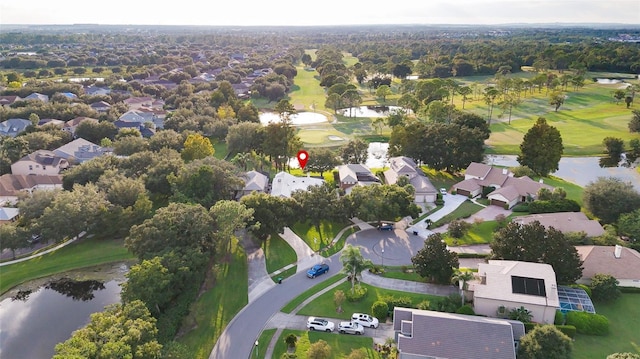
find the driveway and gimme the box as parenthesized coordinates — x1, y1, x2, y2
(348, 228, 423, 267)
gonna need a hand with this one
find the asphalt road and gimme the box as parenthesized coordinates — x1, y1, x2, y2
(209, 254, 345, 359)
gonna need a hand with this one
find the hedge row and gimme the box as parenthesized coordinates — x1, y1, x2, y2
(565, 311, 610, 335)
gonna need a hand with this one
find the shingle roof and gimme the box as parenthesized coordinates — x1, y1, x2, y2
(576, 245, 640, 280)
(0, 174, 62, 196)
(17, 150, 66, 167)
(513, 212, 605, 237)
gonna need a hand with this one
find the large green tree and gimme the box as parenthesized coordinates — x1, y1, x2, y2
(412, 233, 459, 284)
(0, 224, 28, 259)
(583, 177, 640, 224)
(490, 221, 583, 284)
(53, 300, 162, 359)
(517, 117, 564, 176)
(346, 184, 420, 224)
(340, 244, 373, 293)
(340, 138, 368, 164)
(306, 148, 340, 177)
(517, 325, 572, 359)
(292, 183, 343, 244)
(225, 122, 264, 155)
(240, 192, 298, 241)
(618, 209, 640, 241)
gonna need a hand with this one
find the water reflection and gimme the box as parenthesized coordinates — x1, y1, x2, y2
(0, 278, 122, 359)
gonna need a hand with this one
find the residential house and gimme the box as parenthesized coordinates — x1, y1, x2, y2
(0, 174, 63, 205)
(470, 260, 560, 324)
(113, 120, 155, 138)
(270, 172, 324, 198)
(23, 92, 49, 102)
(62, 117, 99, 136)
(453, 162, 552, 208)
(337, 164, 380, 194)
(11, 150, 69, 176)
(0, 118, 32, 137)
(576, 245, 640, 288)
(513, 212, 605, 237)
(59, 92, 78, 100)
(123, 96, 154, 110)
(0, 207, 20, 225)
(384, 156, 437, 203)
(84, 86, 111, 96)
(38, 118, 65, 127)
(53, 138, 107, 164)
(90, 101, 112, 113)
(0, 95, 21, 107)
(393, 307, 525, 359)
(238, 171, 269, 198)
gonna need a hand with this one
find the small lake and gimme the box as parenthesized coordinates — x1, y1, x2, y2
(259, 111, 328, 126)
(338, 105, 406, 118)
(0, 263, 128, 359)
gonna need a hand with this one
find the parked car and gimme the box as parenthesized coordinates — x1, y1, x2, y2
(27, 234, 42, 244)
(307, 317, 335, 332)
(338, 321, 364, 335)
(306, 263, 330, 278)
(351, 313, 379, 328)
(439, 188, 448, 195)
(377, 223, 393, 231)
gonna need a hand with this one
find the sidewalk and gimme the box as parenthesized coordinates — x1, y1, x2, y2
(0, 231, 86, 267)
(404, 194, 468, 239)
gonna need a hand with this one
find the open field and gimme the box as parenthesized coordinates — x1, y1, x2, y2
(0, 238, 134, 295)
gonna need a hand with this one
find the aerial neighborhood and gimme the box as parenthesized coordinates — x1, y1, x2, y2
(1, 21, 640, 359)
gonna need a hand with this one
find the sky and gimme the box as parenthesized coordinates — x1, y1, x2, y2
(1, 0, 639, 27)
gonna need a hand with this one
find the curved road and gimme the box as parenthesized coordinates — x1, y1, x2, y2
(209, 254, 345, 359)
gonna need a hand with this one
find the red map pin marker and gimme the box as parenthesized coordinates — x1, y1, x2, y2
(297, 150, 309, 170)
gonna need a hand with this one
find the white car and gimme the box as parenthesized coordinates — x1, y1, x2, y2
(351, 313, 379, 328)
(338, 321, 364, 335)
(307, 317, 335, 332)
(439, 188, 448, 195)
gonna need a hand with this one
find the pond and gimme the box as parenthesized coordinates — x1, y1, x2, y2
(259, 111, 328, 126)
(337, 105, 406, 118)
(0, 263, 128, 359)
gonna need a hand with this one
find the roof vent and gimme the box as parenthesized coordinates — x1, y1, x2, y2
(539, 179, 543, 184)
(502, 168, 508, 175)
(614, 245, 622, 259)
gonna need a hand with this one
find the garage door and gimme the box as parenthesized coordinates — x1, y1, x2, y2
(456, 189, 471, 197)
(490, 199, 507, 207)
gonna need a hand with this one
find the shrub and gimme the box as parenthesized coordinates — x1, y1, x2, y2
(509, 306, 533, 323)
(372, 301, 389, 322)
(401, 265, 409, 273)
(284, 333, 297, 349)
(381, 295, 413, 312)
(565, 311, 610, 335)
(524, 322, 539, 333)
(511, 203, 530, 212)
(345, 285, 368, 302)
(590, 273, 621, 302)
(620, 286, 640, 293)
(528, 199, 581, 213)
(554, 310, 565, 325)
(607, 353, 640, 359)
(456, 304, 475, 315)
(555, 325, 577, 338)
(568, 284, 592, 298)
(429, 293, 462, 313)
(416, 300, 430, 310)
(448, 219, 472, 238)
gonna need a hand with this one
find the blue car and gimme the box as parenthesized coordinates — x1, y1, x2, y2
(377, 223, 393, 231)
(307, 264, 330, 278)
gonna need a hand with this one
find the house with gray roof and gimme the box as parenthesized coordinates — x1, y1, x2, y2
(24, 92, 49, 102)
(53, 138, 107, 164)
(513, 212, 605, 237)
(393, 307, 524, 359)
(384, 156, 437, 203)
(0, 206, 20, 224)
(0, 118, 32, 137)
(238, 171, 269, 198)
(90, 101, 112, 113)
(337, 164, 380, 194)
(576, 245, 640, 288)
(11, 150, 69, 176)
(62, 117, 99, 136)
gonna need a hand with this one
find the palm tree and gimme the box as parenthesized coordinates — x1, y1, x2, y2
(451, 268, 476, 306)
(340, 245, 373, 293)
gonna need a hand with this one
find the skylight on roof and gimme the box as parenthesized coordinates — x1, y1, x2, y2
(557, 285, 596, 314)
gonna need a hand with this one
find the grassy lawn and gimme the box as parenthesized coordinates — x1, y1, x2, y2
(297, 281, 444, 321)
(320, 226, 358, 258)
(432, 201, 484, 228)
(265, 234, 297, 274)
(379, 268, 424, 282)
(273, 329, 380, 359)
(212, 141, 228, 160)
(281, 275, 345, 313)
(539, 175, 585, 205)
(421, 167, 464, 190)
(411, 204, 443, 225)
(291, 219, 352, 252)
(0, 238, 134, 295)
(177, 238, 248, 359)
(271, 266, 297, 282)
(444, 220, 498, 246)
(255, 328, 276, 358)
(288, 168, 336, 184)
(572, 294, 640, 359)
(288, 65, 328, 112)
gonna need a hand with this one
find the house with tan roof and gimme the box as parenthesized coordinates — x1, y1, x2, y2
(469, 260, 560, 324)
(384, 156, 437, 203)
(0, 95, 21, 107)
(11, 150, 69, 176)
(453, 162, 552, 208)
(123, 96, 154, 110)
(337, 164, 380, 194)
(0, 174, 62, 205)
(513, 212, 605, 237)
(62, 117, 99, 135)
(393, 307, 525, 359)
(576, 245, 640, 288)
(53, 138, 107, 164)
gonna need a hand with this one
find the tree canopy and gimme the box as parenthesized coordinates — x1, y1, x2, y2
(583, 177, 640, 224)
(411, 233, 459, 284)
(346, 184, 420, 224)
(517, 117, 563, 176)
(517, 325, 572, 359)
